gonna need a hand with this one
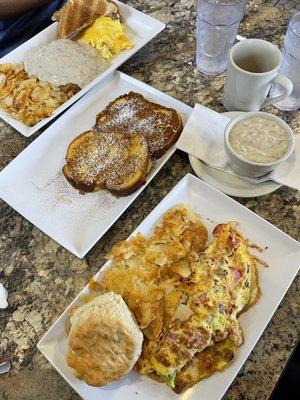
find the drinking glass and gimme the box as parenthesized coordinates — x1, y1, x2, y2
(196, 0, 247, 75)
(271, 12, 300, 111)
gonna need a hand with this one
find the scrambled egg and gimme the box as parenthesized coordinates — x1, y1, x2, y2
(80, 17, 133, 60)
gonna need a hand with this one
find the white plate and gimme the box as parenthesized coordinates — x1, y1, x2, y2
(0, 71, 192, 258)
(189, 112, 281, 198)
(0, 0, 165, 136)
(38, 173, 300, 400)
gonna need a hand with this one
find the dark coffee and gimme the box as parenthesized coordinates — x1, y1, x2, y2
(235, 56, 273, 73)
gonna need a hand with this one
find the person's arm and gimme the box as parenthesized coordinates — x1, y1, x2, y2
(0, 0, 54, 18)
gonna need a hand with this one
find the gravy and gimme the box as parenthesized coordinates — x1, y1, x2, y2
(24, 39, 108, 89)
(229, 117, 289, 164)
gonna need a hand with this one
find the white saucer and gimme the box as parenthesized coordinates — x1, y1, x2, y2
(189, 112, 282, 198)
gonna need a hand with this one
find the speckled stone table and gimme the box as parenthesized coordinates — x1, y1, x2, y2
(0, 1, 299, 399)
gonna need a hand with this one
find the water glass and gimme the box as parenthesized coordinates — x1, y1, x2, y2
(196, 0, 247, 75)
(271, 12, 300, 111)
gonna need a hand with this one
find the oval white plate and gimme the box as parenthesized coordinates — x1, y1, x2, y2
(189, 111, 281, 198)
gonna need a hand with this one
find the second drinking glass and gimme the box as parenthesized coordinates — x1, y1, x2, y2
(196, 0, 247, 75)
(270, 12, 300, 111)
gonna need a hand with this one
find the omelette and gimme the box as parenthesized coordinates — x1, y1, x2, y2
(93, 206, 261, 393)
(135, 222, 260, 388)
(174, 334, 237, 393)
(173, 223, 261, 393)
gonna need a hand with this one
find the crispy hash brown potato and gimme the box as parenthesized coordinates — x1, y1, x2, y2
(0, 63, 79, 126)
(88, 206, 261, 393)
(99, 206, 208, 337)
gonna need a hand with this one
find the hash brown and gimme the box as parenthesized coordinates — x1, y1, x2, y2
(0, 63, 79, 126)
(98, 206, 208, 336)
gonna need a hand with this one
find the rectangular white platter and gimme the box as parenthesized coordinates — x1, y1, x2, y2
(0, 0, 165, 136)
(0, 71, 192, 258)
(38, 173, 300, 400)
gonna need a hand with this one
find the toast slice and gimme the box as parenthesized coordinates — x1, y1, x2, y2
(94, 92, 183, 159)
(62, 130, 150, 195)
(52, 0, 120, 39)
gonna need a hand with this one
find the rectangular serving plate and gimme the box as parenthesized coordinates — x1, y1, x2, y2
(0, 0, 165, 136)
(37, 173, 300, 400)
(0, 71, 192, 258)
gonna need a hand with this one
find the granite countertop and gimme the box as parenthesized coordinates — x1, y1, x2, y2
(0, 1, 299, 399)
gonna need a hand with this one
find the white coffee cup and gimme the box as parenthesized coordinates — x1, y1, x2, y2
(223, 39, 293, 112)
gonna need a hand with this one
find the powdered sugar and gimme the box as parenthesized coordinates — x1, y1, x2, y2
(66, 130, 149, 192)
(63, 92, 181, 195)
(31, 171, 117, 217)
(94, 92, 179, 157)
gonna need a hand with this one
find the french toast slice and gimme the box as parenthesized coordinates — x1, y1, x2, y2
(94, 92, 183, 159)
(62, 130, 150, 195)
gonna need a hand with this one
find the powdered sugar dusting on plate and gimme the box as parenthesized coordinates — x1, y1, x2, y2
(31, 172, 117, 219)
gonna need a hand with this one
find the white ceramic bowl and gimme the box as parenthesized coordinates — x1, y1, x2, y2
(224, 112, 295, 178)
